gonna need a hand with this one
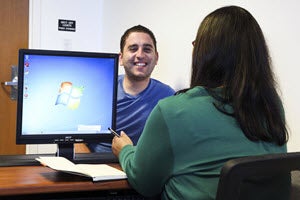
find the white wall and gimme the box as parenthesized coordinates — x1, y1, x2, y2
(28, 0, 106, 154)
(29, 0, 300, 153)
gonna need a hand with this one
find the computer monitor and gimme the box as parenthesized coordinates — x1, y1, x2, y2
(16, 49, 119, 160)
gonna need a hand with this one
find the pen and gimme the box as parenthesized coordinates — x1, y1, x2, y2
(108, 127, 120, 137)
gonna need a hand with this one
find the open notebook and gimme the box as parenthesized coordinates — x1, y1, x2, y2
(36, 156, 127, 182)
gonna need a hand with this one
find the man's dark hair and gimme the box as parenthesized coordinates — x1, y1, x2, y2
(120, 25, 157, 53)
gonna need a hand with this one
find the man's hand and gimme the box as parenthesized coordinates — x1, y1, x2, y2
(74, 143, 91, 153)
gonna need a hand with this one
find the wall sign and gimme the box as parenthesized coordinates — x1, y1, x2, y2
(58, 19, 76, 32)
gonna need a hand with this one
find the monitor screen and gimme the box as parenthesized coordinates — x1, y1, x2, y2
(16, 49, 118, 159)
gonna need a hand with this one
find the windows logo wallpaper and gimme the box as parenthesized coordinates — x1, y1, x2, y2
(55, 82, 84, 110)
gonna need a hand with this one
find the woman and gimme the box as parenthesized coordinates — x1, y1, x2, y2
(112, 6, 288, 199)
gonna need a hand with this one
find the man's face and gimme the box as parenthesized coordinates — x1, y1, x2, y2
(119, 32, 158, 81)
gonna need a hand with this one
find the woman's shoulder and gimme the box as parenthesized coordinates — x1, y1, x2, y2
(158, 86, 210, 106)
(174, 86, 209, 99)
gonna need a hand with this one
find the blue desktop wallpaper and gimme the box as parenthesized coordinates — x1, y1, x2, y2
(21, 54, 116, 135)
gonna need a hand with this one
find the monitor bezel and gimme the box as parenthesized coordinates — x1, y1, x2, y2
(16, 49, 119, 145)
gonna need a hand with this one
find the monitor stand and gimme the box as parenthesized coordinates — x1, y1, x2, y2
(56, 143, 74, 160)
(55, 144, 118, 164)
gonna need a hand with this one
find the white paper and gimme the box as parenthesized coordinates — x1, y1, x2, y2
(36, 156, 127, 181)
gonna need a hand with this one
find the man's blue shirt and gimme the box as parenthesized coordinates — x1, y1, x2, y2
(88, 75, 175, 152)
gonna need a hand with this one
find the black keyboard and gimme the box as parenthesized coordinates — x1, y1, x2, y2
(0, 152, 118, 167)
(7, 190, 153, 200)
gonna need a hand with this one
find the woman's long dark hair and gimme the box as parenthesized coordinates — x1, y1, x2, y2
(184, 6, 288, 145)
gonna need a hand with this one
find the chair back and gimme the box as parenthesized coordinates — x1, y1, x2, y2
(215, 152, 300, 200)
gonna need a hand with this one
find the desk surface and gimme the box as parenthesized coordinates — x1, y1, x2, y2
(0, 164, 131, 197)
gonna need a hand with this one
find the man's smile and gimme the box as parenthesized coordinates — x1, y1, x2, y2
(134, 62, 147, 67)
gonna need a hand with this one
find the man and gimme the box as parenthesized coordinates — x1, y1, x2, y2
(86, 25, 175, 152)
